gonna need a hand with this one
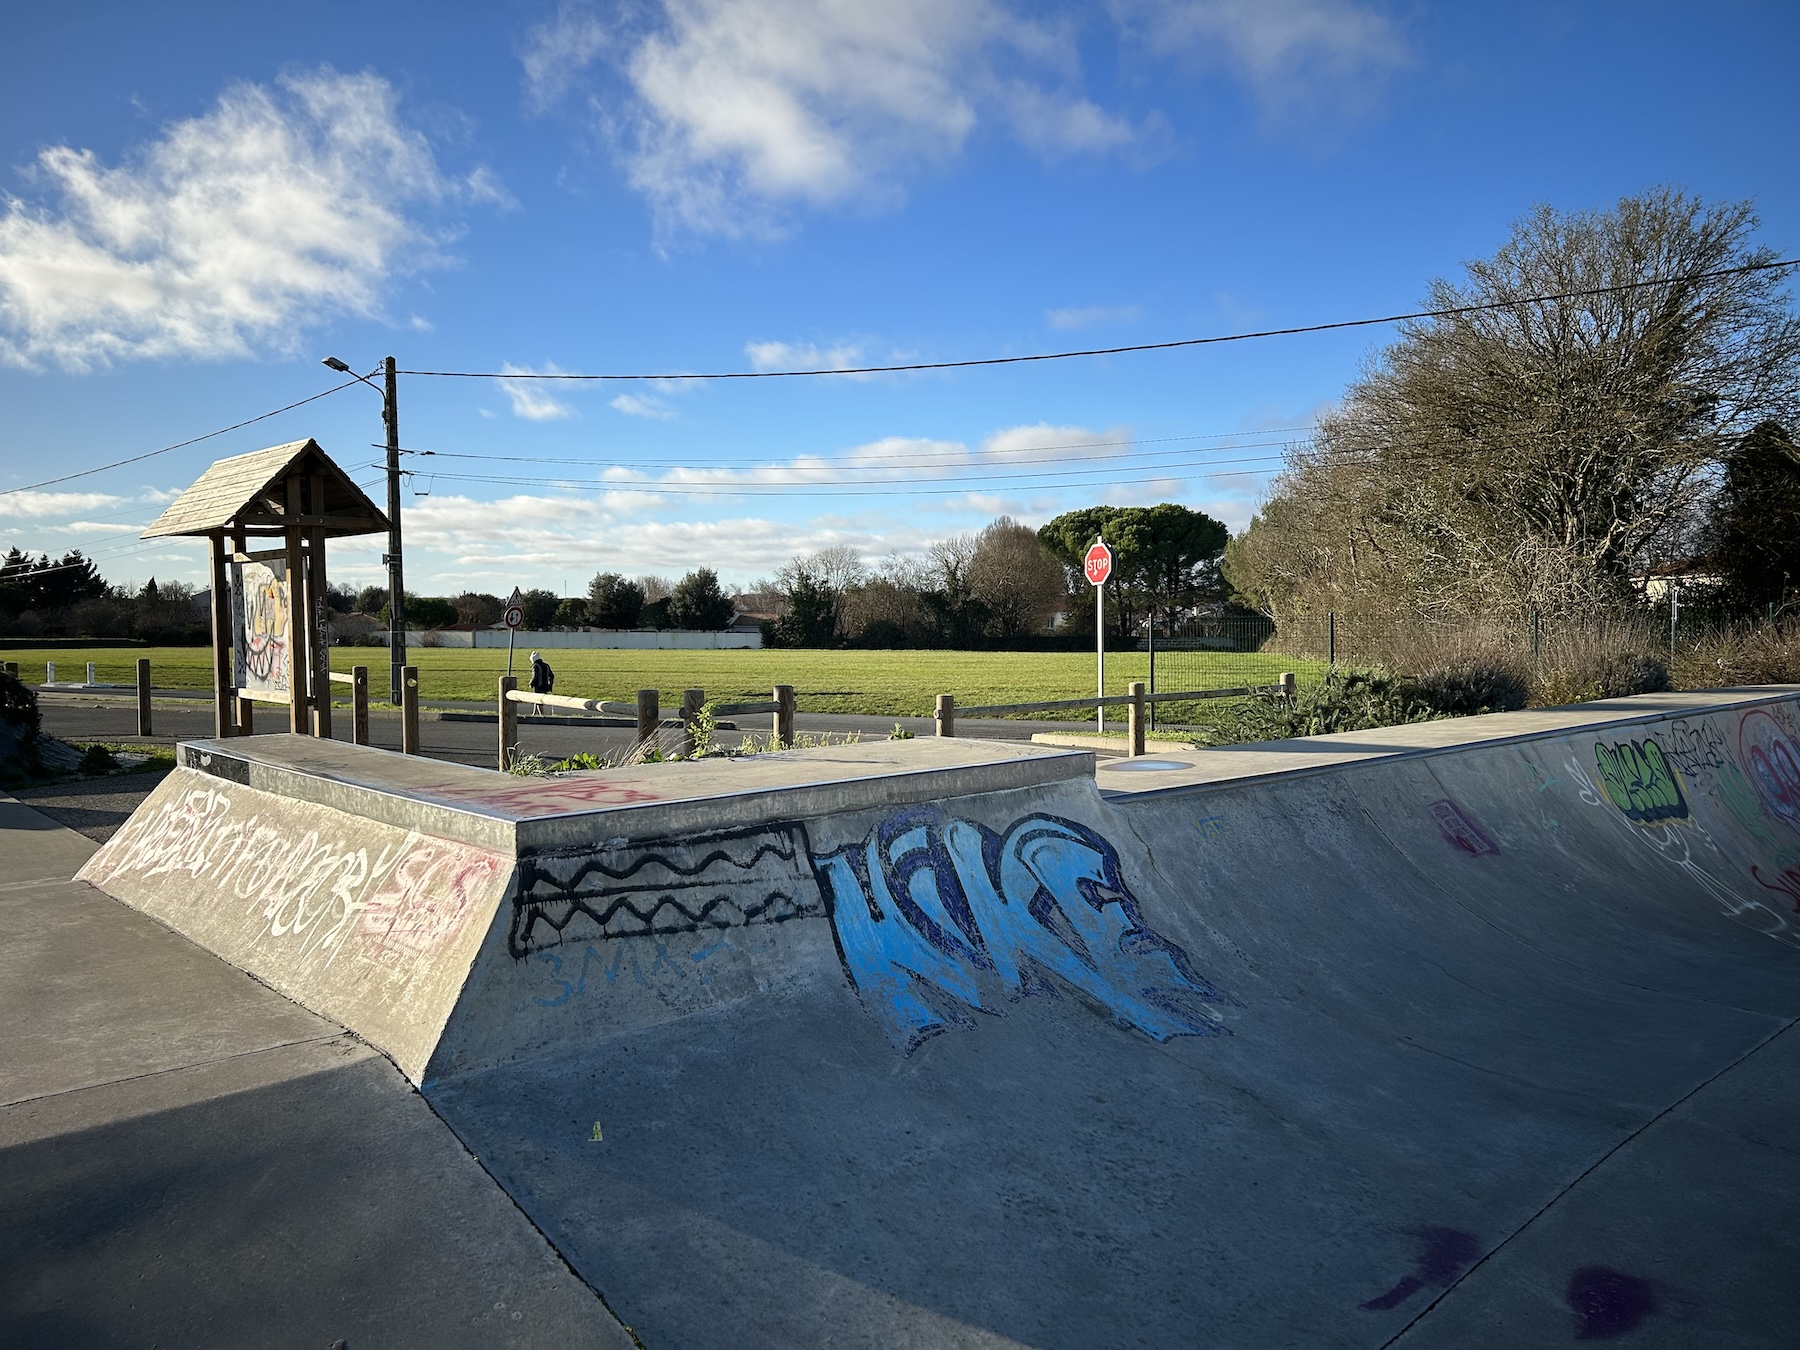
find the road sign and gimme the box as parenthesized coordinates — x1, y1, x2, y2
(503, 587, 525, 630)
(1084, 539, 1113, 587)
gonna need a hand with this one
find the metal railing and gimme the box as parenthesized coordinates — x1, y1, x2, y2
(496, 681, 796, 769)
(933, 673, 1295, 757)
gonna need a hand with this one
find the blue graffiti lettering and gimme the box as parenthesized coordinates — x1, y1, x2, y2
(814, 808, 1233, 1053)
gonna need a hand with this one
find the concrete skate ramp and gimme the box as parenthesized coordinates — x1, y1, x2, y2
(81, 690, 1800, 1346)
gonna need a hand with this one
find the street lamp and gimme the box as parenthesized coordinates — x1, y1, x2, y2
(323, 355, 406, 704)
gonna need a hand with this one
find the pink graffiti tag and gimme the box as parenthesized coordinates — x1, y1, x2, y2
(1739, 710, 1800, 833)
(1752, 864, 1800, 915)
(1429, 799, 1499, 857)
(407, 773, 666, 817)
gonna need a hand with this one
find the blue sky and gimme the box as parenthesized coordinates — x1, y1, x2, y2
(0, 1, 1794, 599)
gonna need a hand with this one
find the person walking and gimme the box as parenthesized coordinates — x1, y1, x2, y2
(528, 649, 555, 714)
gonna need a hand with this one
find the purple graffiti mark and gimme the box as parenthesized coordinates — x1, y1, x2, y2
(1740, 709, 1800, 833)
(1567, 1265, 1659, 1340)
(814, 807, 1235, 1054)
(1752, 863, 1800, 915)
(1429, 800, 1499, 857)
(1360, 1227, 1480, 1311)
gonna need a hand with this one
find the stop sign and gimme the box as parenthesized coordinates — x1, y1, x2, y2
(1084, 540, 1114, 586)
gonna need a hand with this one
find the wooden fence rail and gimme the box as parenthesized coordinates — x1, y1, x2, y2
(497, 683, 797, 770)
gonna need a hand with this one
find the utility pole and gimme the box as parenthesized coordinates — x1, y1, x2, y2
(383, 355, 405, 704)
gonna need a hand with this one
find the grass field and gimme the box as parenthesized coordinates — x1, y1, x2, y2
(6, 646, 1326, 721)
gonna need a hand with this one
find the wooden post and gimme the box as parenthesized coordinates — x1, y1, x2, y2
(1128, 680, 1146, 758)
(677, 687, 703, 757)
(352, 665, 370, 745)
(498, 675, 518, 770)
(208, 530, 234, 738)
(401, 665, 420, 754)
(636, 688, 660, 746)
(1280, 672, 1296, 699)
(935, 693, 955, 738)
(232, 523, 253, 735)
(1, 661, 16, 677)
(774, 684, 795, 748)
(136, 659, 152, 736)
(308, 472, 332, 739)
(284, 477, 309, 735)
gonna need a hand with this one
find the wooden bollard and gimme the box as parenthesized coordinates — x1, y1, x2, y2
(774, 684, 795, 748)
(498, 675, 518, 770)
(1280, 672, 1296, 699)
(401, 665, 421, 755)
(352, 665, 370, 745)
(935, 693, 955, 738)
(237, 695, 254, 737)
(1128, 680, 1146, 758)
(677, 687, 704, 757)
(636, 688, 661, 747)
(136, 658, 152, 736)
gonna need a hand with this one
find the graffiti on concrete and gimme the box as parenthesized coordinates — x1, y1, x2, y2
(509, 824, 822, 958)
(813, 807, 1234, 1053)
(1194, 815, 1228, 842)
(1657, 717, 1731, 781)
(1752, 863, 1800, 915)
(1428, 800, 1499, 857)
(1360, 1227, 1480, 1312)
(1739, 709, 1800, 833)
(84, 783, 504, 971)
(1594, 737, 1688, 824)
(407, 771, 667, 818)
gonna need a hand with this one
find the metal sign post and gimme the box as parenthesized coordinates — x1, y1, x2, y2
(503, 586, 525, 677)
(1084, 538, 1114, 735)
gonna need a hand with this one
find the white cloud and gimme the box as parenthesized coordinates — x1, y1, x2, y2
(1045, 303, 1143, 331)
(1111, 0, 1410, 118)
(610, 392, 676, 420)
(498, 362, 577, 420)
(744, 339, 866, 373)
(525, 0, 1154, 236)
(0, 69, 500, 371)
(0, 489, 124, 518)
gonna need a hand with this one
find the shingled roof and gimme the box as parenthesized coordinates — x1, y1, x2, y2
(142, 439, 387, 539)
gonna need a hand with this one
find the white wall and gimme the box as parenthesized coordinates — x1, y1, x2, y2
(367, 629, 762, 650)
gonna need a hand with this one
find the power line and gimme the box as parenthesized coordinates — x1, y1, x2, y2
(398, 258, 1799, 383)
(0, 377, 363, 498)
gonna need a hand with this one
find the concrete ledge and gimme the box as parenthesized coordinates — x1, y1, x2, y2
(1030, 731, 1196, 753)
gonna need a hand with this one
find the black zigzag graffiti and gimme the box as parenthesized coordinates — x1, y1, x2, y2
(508, 823, 823, 958)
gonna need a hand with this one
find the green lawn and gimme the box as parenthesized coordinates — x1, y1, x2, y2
(7, 646, 1325, 720)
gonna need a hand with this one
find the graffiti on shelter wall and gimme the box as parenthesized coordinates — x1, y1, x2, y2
(232, 559, 290, 696)
(508, 824, 822, 958)
(83, 782, 505, 973)
(1593, 737, 1688, 824)
(1739, 709, 1800, 834)
(813, 807, 1234, 1053)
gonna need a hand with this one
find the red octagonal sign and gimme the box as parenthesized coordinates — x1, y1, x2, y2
(1084, 539, 1113, 586)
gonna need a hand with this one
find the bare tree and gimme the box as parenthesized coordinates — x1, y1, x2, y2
(1228, 190, 1800, 619)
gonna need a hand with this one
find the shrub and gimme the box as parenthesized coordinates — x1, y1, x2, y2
(1674, 619, 1800, 688)
(78, 743, 117, 774)
(1412, 654, 1531, 715)
(1535, 622, 1671, 704)
(1196, 669, 1440, 745)
(0, 670, 41, 740)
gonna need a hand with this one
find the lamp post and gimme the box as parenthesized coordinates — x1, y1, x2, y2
(323, 355, 405, 703)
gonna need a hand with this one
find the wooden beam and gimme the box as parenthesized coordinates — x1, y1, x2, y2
(208, 531, 233, 738)
(284, 475, 309, 734)
(307, 472, 332, 738)
(231, 523, 253, 736)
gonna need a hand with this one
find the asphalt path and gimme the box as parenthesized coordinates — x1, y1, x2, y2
(35, 689, 1122, 770)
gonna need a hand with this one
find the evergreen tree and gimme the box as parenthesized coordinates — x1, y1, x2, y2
(1712, 420, 1800, 615)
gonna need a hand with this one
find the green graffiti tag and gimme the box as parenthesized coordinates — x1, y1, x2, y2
(1594, 738, 1688, 824)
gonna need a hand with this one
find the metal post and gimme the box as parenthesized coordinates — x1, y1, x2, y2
(1146, 613, 1156, 733)
(935, 693, 955, 738)
(1669, 583, 1679, 661)
(1531, 607, 1541, 677)
(774, 684, 795, 748)
(352, 665, 369, 745)
(498, 675, 518, 770)
(1328, 610, 1336, 670)
(384, 355, 406, 705)
(86, 661, 96, 686)
(1096, 580, 1106, 735)
(401, 664, 420, 755)
(136, 659, 152, 736)
(45, 661, 55, 685)
(677, 687, 703, 758)
(1127, 681, 1146, 758)
(636, 688, 660, 747)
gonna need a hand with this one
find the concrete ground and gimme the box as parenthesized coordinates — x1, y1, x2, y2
(0, 792, 639, 1349)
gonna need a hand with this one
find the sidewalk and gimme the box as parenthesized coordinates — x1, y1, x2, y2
(0, 792, 634, 1349)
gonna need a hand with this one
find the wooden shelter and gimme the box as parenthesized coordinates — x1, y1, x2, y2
(142, 439, 387, 740)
